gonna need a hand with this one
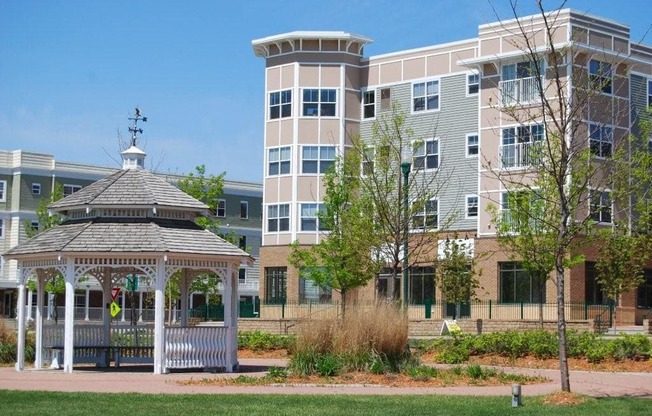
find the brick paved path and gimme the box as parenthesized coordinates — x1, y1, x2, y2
(1, 359, 651, 397)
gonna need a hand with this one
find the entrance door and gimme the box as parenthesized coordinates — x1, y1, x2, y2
(4, 291, 14, 318)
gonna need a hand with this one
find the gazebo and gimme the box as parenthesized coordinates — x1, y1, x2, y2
(3, 116, 252, 374)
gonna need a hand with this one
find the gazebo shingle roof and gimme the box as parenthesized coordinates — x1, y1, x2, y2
(3, 218, 250, 258)
(48, 169, 208, 213)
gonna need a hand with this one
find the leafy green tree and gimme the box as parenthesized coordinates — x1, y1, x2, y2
(435, 237, 481, 320)
(176, 165, 226, 234)
(289, 152, 383, 316)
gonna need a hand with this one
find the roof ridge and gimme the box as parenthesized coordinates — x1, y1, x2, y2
(57, 220, 94, 252)
(87, 169, 127, 206)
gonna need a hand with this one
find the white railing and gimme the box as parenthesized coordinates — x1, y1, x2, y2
(499, 141, 541, 168)
(217, 280, 259, 293)
(499, 76, 542, 105)
(164, 326, 228, 369)
(43, 324, 105, 348)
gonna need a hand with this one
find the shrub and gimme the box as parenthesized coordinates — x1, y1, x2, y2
(266, 365, 288, 380)
(238, 331, 294, 351)
(315, 354, 342, 377)
(567, 330, 599, 358)
(465, 364, 485, 380)
(436, 344, 469, 364)
(406, 365, 439, 381)
(524, 330, 557, 359)
(607, 334, 651, 361)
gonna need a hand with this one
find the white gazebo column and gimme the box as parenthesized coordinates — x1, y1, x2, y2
(223, 263, 238, 372)
(15, 268, 27, 372)
(34, 274, 45, 369)
(121, 289, 126, 322)
(63, 258, 76, 373)
(27, 289, 33, 321)
(138, 290, 144, 323)
(153, 257, 166, 374)
(84, 287, 90, 321)
(179, 270, 189, 327)
(102, 268, 111, 347)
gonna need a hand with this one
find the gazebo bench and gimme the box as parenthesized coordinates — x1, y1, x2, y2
(48, 345, 154, 368)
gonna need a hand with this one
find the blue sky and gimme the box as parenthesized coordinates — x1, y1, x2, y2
(1, 1, 650, 182)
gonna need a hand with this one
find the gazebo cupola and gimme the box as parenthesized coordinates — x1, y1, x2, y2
(122, 107, 147, 170)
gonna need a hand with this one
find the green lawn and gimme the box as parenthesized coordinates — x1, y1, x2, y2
(0, 391, 649, 416)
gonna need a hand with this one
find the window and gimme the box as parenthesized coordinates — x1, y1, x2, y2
(267, 204, 290, 232)
(32, 183, 41, 195)
(238, 268, 246, 282)
(63, 184, 81, 197)
(380, 88, 391, 111)
(501, 124, 544, 168)
(362, 146, 374, 176)
(637, 269, 652, 308)
(412, 80, 439, 112)
(362, 90, 375, 119)
(238, 235, 247, 250)
(0, 180, 6, 202)
(268, 146, 291, 176)
(584, 262, 606, 305)
(0, 219, 3, 238)
(30, 221, 39, 232)
(269, 89, 292, 119)
(413, 139, 439, 170)
(589, 123, 612, 158)
(590, 190, 612, 223)
(467, 73, 479, 95)
(240, 201, 248, 219)
(300, 203, 329, 231)
(648, 79, 652, 107)
(409, 266, 435, 305)
(501, 60, 543, 104)
(299, 269, 332, 304)
(500, 262, 545, 303)
(265, 267, 287, 303)
(74, 292, 86, 308)
(589, 59, 612, 94)
(302, 88, 336, 117)
(412, 199, 438, 230)
(467, 134, 479, 156)
(217, 199, 226, 217)
(302, 146, 335, 174)
(466, 195, 478, 218)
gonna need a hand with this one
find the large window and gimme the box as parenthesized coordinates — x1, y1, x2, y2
(0, 180, 6, 202)
(590, 190, 612, 223)
(269, 89, 292, 119)
(0, 218, 4, 238)
(637, 269, 652, 308)
(412, 199, 438, 230)
(265, 267, 287, 303)
(362, 90, 375, 119)
(299, 269, 332, 304)
(267, 204, 290, 232)
(303, 88, 336, 117)
(501, 124, 543, 168)
(412, 80, 439, 112)
(302, 146, 336, 174)
(413, 139, 439, 170)
(300, 203, 328, 231)
(240, 201, 248, 219)
(584, 262, 606, 305)
(589, 59, 612, 94)
(501, 60, 543, 105)
(467, 73, 479, 95)
(268, 146, 291, 176)
(409, 266, 435, 305)
(648, 79, 652, 107)
(63, 184, 81, 197)
(589, 123, 612, 158)
(500, 262, 545, 303)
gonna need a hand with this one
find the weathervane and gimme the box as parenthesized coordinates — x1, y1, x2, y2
(128, 107, 148, 147)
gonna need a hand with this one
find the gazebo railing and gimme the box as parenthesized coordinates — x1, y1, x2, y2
(164, 326, 227, 369)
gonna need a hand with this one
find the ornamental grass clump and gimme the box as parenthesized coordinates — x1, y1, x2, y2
(289, 303, 410, 376)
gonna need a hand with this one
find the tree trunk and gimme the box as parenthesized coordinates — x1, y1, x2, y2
(539, 278, 545, 330)
(556, 261, 571, 392)
(341, 288, 347, 320)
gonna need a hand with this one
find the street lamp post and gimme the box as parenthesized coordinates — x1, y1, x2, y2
(400, 147, 412, 309)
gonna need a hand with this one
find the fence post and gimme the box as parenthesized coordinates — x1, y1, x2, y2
(489, 300, 492, 320)
(584, 302, 588, 320)
(425, 300, 432, 319)
(281, 300, 285, 319)
(520, 302, 524, 320)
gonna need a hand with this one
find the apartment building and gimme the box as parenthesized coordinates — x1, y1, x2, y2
(0, 150, 262, 318)
(252, 9, 652, 324)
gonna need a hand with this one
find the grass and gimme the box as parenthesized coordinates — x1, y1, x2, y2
(0, 391, 650, 415)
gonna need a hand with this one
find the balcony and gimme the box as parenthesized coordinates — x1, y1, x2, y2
(499, 141, 541, 169)
(499, 76, 542, 106)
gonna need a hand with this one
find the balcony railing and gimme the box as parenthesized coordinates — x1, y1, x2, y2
(499, 141, 541, 169)
(499, 76, 542, 106)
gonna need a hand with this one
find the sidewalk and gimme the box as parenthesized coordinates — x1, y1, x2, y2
(1, 359, 651, 397)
